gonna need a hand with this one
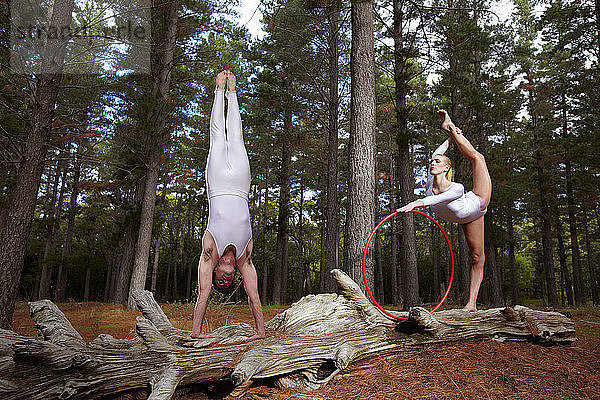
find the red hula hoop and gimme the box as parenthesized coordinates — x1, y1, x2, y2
(362, 210, 454, 320)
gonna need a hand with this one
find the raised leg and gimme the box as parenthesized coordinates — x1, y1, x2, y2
(461, 216, 485, 311)
(438, 110, 491, 210)
(224, 71, 250, 194)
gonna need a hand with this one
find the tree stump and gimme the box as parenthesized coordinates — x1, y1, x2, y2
(0, 269, 575, 399)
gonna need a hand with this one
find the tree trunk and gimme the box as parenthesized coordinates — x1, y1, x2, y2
(0, 0, 75, 328)
(164, 243, 173, 300)
(375, 230, 384, 302)
(38, 160, 62, 300)
(431, 220, 440, 301)
(388, 152, 399, 305)
(297, 183, 308, 297)
(507, 212, 521, 306)
(345, 0, 376, 293)
(186, 211, 193, 301)
(83, 257, 91, 302)
(151, 182, 167, 295)
(127, 0, 178, 311)
(261, 173, 269, 303)
(55, 153, 81, 302)
(273, 97, 292, 305)
(0, 269, 576, 400)
(103, 254, 113, 303)
(393, 0, 419, 308)
(113, 182, 143, 304)
(485, 217, 504, 306)
(151, 233, 163, 295)
(173, 237, 180, 300)
(320, 216, 326, 293)
(324, 5, 340, 294)
(595, 0, 600, 53)
(527, 77, 558, 307)
(565, 161, 584, 304)
(553, 209, 573, 306)
(582, 208, 598, 304)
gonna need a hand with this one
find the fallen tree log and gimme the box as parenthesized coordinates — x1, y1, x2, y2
(0, 269, 576, 399)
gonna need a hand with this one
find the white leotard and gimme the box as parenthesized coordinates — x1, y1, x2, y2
(422, 140, 487, 224)
(206, 89, 252, 260)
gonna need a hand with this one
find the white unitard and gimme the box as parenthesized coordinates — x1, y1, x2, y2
(421, 140, 487, 224)
(206, 89, 252, 260)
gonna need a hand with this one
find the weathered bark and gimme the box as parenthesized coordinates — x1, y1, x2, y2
(127, 0, 178, 311)
(507, 212, 521, 306)
(323, 5, 340, 294)
(0, 269, 576, 400)
(273, 98, 292, 305)
(0, 0, 75, 328)
(345, 0, 376, 292)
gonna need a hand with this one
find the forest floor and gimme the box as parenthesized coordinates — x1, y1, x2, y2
(12, 301, 600, 400)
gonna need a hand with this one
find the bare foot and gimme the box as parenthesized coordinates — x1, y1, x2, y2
(216, 70, 226, 90)
(461, 305, 477, 312)
(226, 70, 236, 92)
(189, 332, 214, 339)
(438, 109, 460, 134)
(244, 333, 266, 341)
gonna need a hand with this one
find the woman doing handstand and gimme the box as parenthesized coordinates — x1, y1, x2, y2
(397, 110, 492, 311)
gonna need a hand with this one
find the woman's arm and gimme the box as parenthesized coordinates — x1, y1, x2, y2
(421, 182, 464, 206)
(397, 183, 464, 213)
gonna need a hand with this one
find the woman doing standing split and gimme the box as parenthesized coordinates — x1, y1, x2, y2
(397, 110, 492, 311)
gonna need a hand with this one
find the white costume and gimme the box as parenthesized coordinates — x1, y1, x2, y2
(422, 140, 487, 224)
(206, 89, 252, 260)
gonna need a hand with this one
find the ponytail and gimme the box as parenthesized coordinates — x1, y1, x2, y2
(446, 168, 453, 182)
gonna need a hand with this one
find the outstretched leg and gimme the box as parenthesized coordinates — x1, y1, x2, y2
(461, 216, 485, 311)
(438, 110, 491, 210)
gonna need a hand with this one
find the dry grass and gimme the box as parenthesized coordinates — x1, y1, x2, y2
(12, 302, 600, 399)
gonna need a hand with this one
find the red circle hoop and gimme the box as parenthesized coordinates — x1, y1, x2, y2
(362, 210, 454, 320)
